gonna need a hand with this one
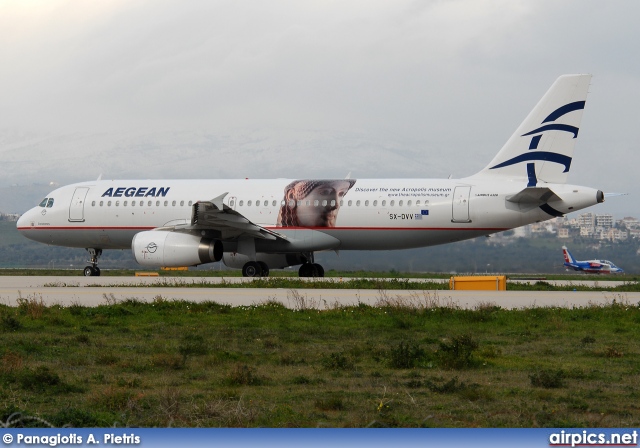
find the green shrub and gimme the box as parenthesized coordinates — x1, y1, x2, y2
(1, 314, 22, 331)
(225, 364, 264, 386)
(437, 334, 479, 369)
(321, 352, 353, 370)
(529, 369, 565, 388)
(388, 340, 425, 369)
(178, 334, 209, 363)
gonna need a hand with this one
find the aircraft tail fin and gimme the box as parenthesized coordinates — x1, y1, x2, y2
(562, 246, 575, 264)
(471, 74, 592, 185)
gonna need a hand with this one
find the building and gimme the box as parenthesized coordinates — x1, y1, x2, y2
(595, 214, 614, 229)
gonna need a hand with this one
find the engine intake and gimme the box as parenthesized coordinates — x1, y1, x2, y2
(132, 231, 222, 267)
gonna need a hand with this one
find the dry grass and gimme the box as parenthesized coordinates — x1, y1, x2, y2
(1, 298, 639, 428)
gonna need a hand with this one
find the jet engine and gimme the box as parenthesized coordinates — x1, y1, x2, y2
(132, 231, 223, 267)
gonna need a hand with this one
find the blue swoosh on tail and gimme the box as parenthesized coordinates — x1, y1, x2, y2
(489, 151, 572, 172)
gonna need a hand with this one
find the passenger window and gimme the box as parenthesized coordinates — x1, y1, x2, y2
(365, 200, 369, 206)
(330, 200, 335, 207)
(47, 198, 54, 208)
(272, 200, 277, 207)
(390, 200, 395, 206)
(172, 201, 176, 206)
(147, 201, 151, 207)
(99, 201, 104, 206)
(107, 201, 112, 207)
(382, 200, 386, 206)
(164, 201, 168, 206)
(399, 200, 403, 206)
(180, 201, 184, 206)
(314, 200, 319, 207)
(124, 201, 128, 206)
(188, 201, 193, 206)
(115, 201, 120, 206)
(256, 200, 260, 207)
(408, 200, 412, 206)
(248, 200, 252, 206)
(140, 201, 144, 206)
(39, 198, 48, 207)
(239, 200, 244, 206)
(132, 201, 136, 207)
(92, 201, 96, 207)
(230, 200, 235, 207)
(356, 200, 361, 206)
(305, 200, 310, 206)
(416, 200, 421, 206)
(156, 201, 160, 206)
(347, 200, 352, 206)
(373, 200, 377, 206)
(297, 200, 302, 207)
(288, 200, 295, 207)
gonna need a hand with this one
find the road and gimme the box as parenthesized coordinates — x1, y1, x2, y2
(0, 276, 636, 309)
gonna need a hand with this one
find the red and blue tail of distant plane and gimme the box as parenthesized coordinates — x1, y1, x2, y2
(562, 246, 624, 274)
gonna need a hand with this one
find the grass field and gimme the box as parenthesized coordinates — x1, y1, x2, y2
(2, 293, 639, 428)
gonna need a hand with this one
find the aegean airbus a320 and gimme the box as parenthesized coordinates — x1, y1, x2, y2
(17, 74, 606, 277)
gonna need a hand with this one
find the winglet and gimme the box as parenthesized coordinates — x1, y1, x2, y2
(211, 192, 228, 210)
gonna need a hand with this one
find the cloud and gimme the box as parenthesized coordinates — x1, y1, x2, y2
(0, 0, 638, 218)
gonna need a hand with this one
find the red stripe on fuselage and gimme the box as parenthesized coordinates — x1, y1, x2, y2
(17, 226, 509, 232)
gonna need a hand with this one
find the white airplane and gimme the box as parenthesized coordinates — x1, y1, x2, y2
(17, 74, 605, 277)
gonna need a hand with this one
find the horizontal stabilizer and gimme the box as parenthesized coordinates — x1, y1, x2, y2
(506, 187, 561, 204)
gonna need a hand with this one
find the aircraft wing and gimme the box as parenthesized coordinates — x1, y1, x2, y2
(164, 193, 287, 241)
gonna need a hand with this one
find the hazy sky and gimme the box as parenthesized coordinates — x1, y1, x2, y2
(1, 0, 638, 217)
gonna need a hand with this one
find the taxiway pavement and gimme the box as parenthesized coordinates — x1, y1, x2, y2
(0, 276, 636, 309)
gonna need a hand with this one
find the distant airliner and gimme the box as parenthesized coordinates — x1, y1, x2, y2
(562, 246, 624, 274)
(18, 75, 606, 277)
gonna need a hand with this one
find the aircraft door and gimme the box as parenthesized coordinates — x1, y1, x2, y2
(451, 186, 471, 223)
(228, 196, 238, 210)
(69, 187, 90, 222)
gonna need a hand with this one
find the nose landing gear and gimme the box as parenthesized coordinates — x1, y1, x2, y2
(83, 248, 102, 276)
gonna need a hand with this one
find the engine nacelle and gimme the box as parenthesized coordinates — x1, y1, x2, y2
(132, 231, 223, 267)
(222, 252, 307, 270)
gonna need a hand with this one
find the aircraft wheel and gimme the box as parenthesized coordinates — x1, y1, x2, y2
(312, 263, 324, 278)
(257, 261, 269, 277)
(83, 266, 95, 277)
(299, 263, 323, 277)
(242, 261, 262, 277)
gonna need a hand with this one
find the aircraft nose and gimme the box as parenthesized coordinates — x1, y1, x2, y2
(16, 209, 34, 231)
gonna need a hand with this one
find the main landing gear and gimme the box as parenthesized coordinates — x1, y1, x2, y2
(298, 263, 324, 278)
(298, 252, 324, 277)
(240, 253, 325, 278)
(241, 261, 270, 277)
(83, 248, 102, 277)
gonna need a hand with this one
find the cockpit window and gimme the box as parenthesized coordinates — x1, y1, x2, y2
(39, 198, 48, 207)
(46, 198, 54, 208)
